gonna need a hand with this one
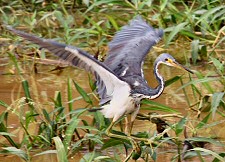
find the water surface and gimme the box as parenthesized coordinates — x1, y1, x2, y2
(0, 54, 224, 161)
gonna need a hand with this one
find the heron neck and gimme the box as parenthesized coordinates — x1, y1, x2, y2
(152, 61, 164, 99)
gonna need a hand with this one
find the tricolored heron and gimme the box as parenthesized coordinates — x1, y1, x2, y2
(7, 16, 193, 147)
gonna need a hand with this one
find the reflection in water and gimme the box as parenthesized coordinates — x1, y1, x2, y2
(0, 60, 224, 161)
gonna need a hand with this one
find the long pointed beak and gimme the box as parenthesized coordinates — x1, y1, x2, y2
(172, 61, 194, 74)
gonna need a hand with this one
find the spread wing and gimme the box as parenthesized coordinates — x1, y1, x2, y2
(6, 26, 128, 104)
(104, 16, 163, 77)
(97, 16, 163, 102)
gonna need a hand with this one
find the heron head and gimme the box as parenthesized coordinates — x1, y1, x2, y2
(157, 53, 193, 74)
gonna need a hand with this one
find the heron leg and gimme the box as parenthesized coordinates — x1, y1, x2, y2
(128, 111, 154, 145)
(126, 107, 139, 136)
(105, 120, 135, 142)
(125, 118, 135, 136)
(105, 121, 141, 160)
(124, 116, 133, 136)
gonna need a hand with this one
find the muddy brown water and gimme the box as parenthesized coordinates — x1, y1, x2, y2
(0, 58, 224, 161)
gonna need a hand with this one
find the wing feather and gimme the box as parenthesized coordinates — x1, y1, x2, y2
(7, 26, 127, 104)
(104, 16, 163, 76)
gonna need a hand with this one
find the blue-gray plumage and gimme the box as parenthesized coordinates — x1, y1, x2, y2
(98, 16, 164, 105)
(6, 16, 193, 136)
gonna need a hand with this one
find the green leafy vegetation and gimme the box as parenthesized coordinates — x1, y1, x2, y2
(0, 0, 224, 161)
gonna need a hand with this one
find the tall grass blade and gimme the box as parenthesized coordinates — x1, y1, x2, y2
(106, 15, 119, 30)
(191, 148, 225, 162)
(0, 112, 18, 148)
(37, 135, 52, 145)
(211, 92, 225, 119)
(63, 117, 80, 152)
(191, 40, 199, 65)
(0, 100, 9, 108)
(0, 132, 16, 136)
(165, 76, 181, 87)
(213, 154, 225, 162)
(22, 80, 35, 114)
(0, 147, 28, 161)
(210, 35, 225, 56)
(175, 117, 187, 136)
(22, 80, 32, 99)
(141, 100, 178, 113)
(176, 77, 217, 93)
(85, 0, 122, 13)
(73, 81, 93, 105)
(160, 0, 168, 12)
(34, 150, 57, 156)
(8, 52, 23, 77)
(192, 71, 214, 93)
(54, 91, 63, 108)
(67, 78, 73, 118)
(165, 22, 188, 47)
(88, 74, 96, 91)
(42, 109, 51, 122)
(196, 6, 225, 25)
(180, 77, 191, 107)
(101, 138, 123, 150)
(187, 137, 223, 146)
(200, 119, 225, 130)
(196, 113, 211, 129)
(200, 45, 207, 61)
(73, 108, 88, 118)
(210, 57, 224, 74)
(180, 30, 199, 39)
(94, 156, 111, 161)
(80, 151, 97, 162)
(82, 15, 104, 35)
(54, 11, 68, 29)
(93, 111, 106, 130)
(53, 136, 68, 162)
(75, 125, 98, 131)
(211, 8, 225, 23)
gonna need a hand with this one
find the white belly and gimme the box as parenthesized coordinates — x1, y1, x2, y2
(100, 84, 138, 122)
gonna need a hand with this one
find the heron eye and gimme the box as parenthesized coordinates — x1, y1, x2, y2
(165, 58, 168, 61)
